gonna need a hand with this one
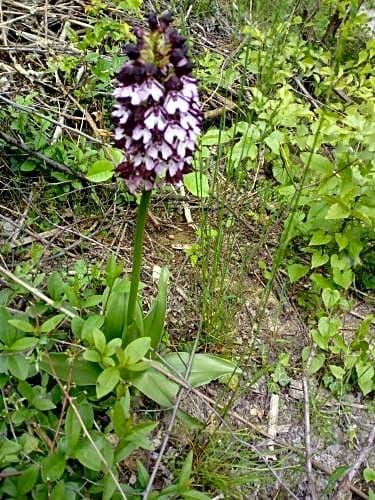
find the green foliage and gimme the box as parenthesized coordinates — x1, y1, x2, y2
(0, 253, 239, 498)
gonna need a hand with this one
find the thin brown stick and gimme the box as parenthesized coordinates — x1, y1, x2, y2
(0, 264, 76, 318)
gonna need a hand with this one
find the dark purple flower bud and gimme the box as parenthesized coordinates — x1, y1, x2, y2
(133, 27, 144, 39)
(159, 11, 172, 32)
(167, 29, 186, 48)
(148, 13, 159, 31)
(144, 63, 157, 77)
(175, 62, 194, 77)
(165, 75, 183, 92)
(125, 43, 140, 60)
(169, 48, 186, 66)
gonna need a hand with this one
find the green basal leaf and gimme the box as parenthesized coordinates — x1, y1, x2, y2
(103, 290, 128, 342)
(143, 267, 169, 348)
(96, 367, 120, 399)
(122, 337, 151, 366)
(40, 353, 101, 385)
(178, 450, 193, 487)
(164, 352, 241, 388)
(131, 364, 179, 407)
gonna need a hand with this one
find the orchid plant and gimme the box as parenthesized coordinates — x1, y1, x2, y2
(43, 12, 239, 408)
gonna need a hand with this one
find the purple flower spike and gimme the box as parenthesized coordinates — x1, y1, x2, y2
(112, 12, 202, 194)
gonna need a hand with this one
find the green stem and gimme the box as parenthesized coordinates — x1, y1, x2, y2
(127, 189, 152, 329)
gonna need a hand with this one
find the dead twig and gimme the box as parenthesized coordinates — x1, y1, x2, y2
(0, 263, 76, 318)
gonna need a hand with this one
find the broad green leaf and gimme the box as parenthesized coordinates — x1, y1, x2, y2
(81, 315, 104, 342)
(41, 452, 66, 482)
(144, 267, 169, 348)
(17, 380, 35, 401)
(123, 337, 151, 366)
(363, 468, 375, 483)
(86, 159, 115, 183)
(82, 295, 103, 308)
(164, 352, 241, 387)
(201, 128, 230, 146)
(333, 268, 353, 289)
(17, 464, 39, 495)
(93, 328, 106, 354)
(131, 365, 179, 407)
(102, 472, 118, 500)
(309, 230, 332, 246)
(329, 365, 345, 379)
(96, 367, 120, 399)
(20, 159, 37, 172)
(83, 349, 101, 362)
(74, 431, 114, 472)
(311, 251, 329, 269)
(178, 450, 193, 487)
(136, 461, 150, 489)
(325, 202, 350, 220)
(8, 355, 30, 380)
(33, 397, 56, 411)
(47, 272, 65, 301)
(0, 307, 18, 346)
(287, 263, 309, 283)
(40, 353, 101, 385)
(300, 152, 333, 175)
(308, 353, 325, 374)
(335, 233, 349, 251)
(103, 291, 128, 342)
(264, 130, 284, 154)
(10, 337, 38, 351)
(51, 481, 66, 500)
(184, 172, 209, 198)
(356, 362, 374, 396)
(322, 288, 340, 309)
(65, 404, 81, 454)
(8, 319, 34, 333)
(112, 392, 131, 437)
(115, 421, 156, 462)
(40, 314, 65, 333)
(105, 338, 122, 357)
(311, 329, 329, 351)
